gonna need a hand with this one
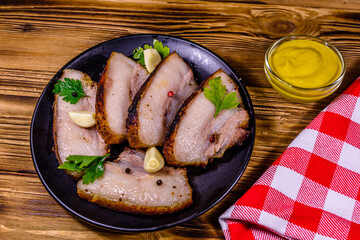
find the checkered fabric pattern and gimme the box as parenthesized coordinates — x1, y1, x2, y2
(219, 77, 360, 240)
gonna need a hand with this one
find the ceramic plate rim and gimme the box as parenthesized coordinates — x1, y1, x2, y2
(30, 34, 255, 232)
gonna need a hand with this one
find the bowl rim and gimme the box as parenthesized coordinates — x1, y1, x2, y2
(264, 35, 346, 92)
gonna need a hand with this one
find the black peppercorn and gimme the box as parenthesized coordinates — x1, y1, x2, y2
(125, 168, 131, 174)
(72, 92, 78, 97)
(156, 180, 162, 186)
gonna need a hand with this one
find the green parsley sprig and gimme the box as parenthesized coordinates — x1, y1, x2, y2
(58, 154, 109, 184)
(204, 76, 240, 118)
(132, 39, 170, 67)
(53, 77, 87, 104)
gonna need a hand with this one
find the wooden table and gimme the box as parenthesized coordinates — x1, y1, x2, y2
(1, 1, 360, 239)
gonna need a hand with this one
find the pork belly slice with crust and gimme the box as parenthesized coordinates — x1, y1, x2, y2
(53, 69, 107, 179)
(96, 52, 149, 144)
(126, 52, 197, 148)
(77, 148, 193, 215)
(163, 69, 250, 167)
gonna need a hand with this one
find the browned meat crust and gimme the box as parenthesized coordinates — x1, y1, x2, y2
(125, 71, 153, 148)
(95, 55, 126, 144)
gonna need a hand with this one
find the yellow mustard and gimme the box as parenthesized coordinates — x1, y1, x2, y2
(269, 39, 342, 88)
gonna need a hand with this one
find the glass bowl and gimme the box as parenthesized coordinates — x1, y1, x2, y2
(264, 35, 345, 103)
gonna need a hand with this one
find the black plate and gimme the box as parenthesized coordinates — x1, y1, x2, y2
(30, 34, 255, 232)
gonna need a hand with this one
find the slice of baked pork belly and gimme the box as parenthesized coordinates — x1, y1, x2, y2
(163, 69, 250, 167)
(126, 52, 197, 148)
(96, 52, 149, 144)
(77, 148, 193, 215)
(53, 69, 107, 179)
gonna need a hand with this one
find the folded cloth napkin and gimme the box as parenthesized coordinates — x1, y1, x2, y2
(219, 77, 360, 240)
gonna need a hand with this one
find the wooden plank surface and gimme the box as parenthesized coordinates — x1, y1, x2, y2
(0, 0, 360, 239)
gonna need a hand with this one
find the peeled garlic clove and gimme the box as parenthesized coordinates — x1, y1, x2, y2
(144, 147, 165, 173)
(68, 111, 96, 128)
(144, 48, 162, 73)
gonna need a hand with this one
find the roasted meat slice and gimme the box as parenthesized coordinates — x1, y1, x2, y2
(77, 148, 193, 215)
(163, 69, 250, 167)
(96, 52, 149, 144)
(53, 69, 107, 178)
(126, 52, 197, 148)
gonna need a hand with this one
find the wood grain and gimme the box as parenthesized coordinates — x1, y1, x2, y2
(0, 0, 360, 239)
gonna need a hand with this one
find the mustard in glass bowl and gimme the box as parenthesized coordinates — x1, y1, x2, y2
(264, 35, 345, 103)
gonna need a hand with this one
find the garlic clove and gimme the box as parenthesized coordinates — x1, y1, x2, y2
(144, 147, 165, 173)
(144, 48, 162, 73)
(68, 111, 96, 128)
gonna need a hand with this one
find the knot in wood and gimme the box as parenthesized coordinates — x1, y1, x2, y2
(21, 23, 35, 32)
(266, 20, 297, 34)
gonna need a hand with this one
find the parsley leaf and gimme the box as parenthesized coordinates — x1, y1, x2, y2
(58, 154, 109, 184)
(53, 77, 87, 104)
(203, 76, 240, 118)
(82, 157, 106, 184)
(144, 44, 152, 50)
(132, 47, 145, 66)
(153, 39, 170, 59)
(132, 39, 170, 67)
(58, 161, 81, 172)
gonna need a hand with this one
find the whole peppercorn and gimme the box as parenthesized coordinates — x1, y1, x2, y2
(125, 168, 131, 174)
(72, 92, 78, 97)
(156, 180, 162, 186)
(167, 91, 174, 97)
(209, 133, 219, 143)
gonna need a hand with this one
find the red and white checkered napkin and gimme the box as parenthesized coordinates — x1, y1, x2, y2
(219, 77, 360, 240)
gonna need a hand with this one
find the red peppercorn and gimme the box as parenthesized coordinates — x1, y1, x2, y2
(167, 91, 174, 97)
(209, 136, 215, 143)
